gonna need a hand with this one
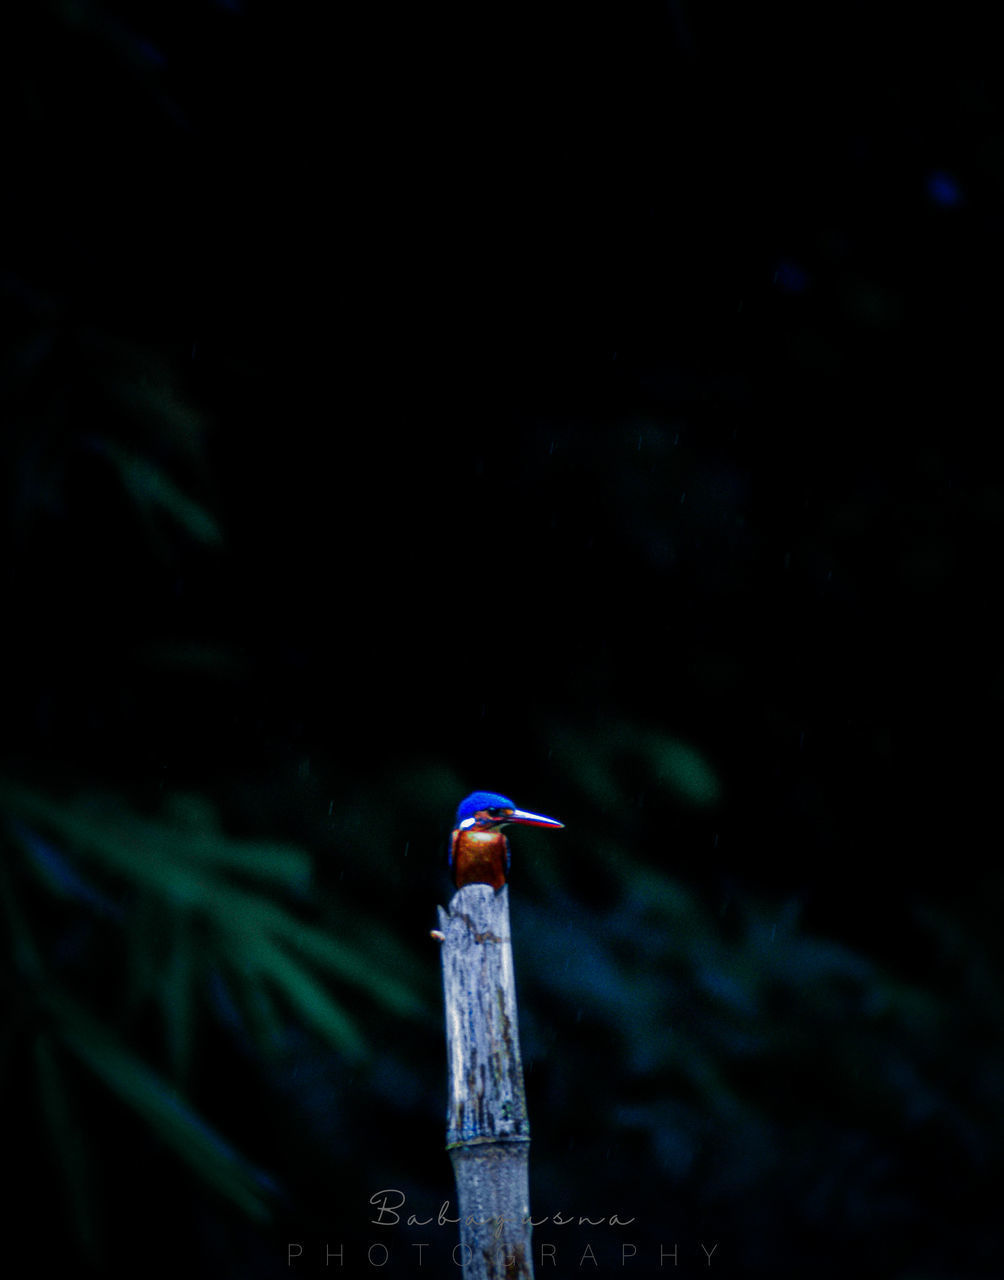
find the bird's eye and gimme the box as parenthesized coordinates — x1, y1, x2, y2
(486, 808, 505, 818)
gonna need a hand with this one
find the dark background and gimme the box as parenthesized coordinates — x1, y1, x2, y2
(2, 2, 1001, 1276)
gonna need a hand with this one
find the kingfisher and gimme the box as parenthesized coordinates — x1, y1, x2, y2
(449, 791, 564, 891)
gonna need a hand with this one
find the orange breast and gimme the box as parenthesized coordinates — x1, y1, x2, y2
(451, 830, 509, 891)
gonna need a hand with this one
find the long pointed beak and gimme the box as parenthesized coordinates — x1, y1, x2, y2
(507, 808, 564, 830)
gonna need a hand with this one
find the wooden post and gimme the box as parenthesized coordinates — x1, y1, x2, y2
(438, 883, 534, 1280)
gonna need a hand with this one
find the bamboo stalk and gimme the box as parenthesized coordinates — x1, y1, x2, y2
(438, 883, 534, 1280)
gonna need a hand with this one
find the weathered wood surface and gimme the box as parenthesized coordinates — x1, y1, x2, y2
(438, 883, 534, 1280)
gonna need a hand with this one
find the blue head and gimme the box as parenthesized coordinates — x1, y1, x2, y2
(454, 791, 564, 833)
(455, 791, 516, 826)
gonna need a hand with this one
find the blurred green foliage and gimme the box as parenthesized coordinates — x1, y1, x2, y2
(1, 766, 434, 1247)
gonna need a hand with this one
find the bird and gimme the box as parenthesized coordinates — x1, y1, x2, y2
(449, 791, 563, 891)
